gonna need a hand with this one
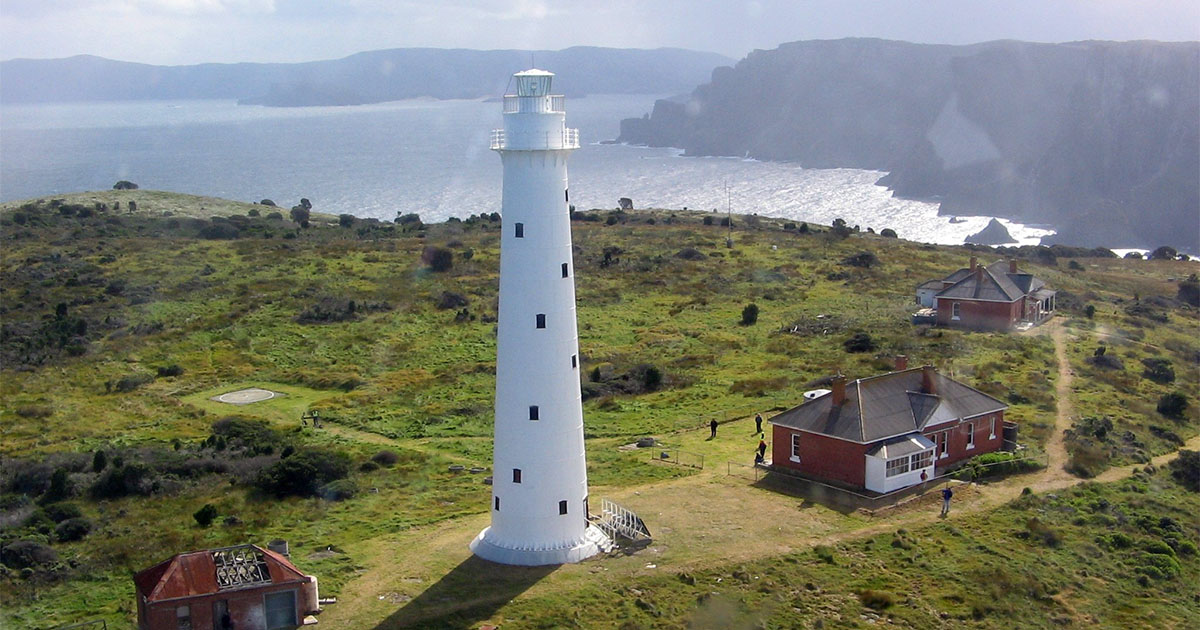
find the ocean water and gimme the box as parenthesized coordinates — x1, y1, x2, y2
(0, 96, 1053, 246)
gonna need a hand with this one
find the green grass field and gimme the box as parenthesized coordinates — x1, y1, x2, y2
(1, 192, 1197, 628)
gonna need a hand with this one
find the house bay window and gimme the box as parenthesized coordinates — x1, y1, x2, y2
(910, 450, 933, 471)
(885, 457, 910, 477)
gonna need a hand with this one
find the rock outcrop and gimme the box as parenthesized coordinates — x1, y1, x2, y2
(618, 39, 1200, 250)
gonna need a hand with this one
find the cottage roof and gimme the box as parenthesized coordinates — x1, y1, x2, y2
(935, 260, 1049, 302)
(134, 544, 309, 603)
(770, 367, 1006, 444)
(917, 279, 944, 291)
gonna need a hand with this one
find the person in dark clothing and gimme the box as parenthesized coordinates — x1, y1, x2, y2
(941, 486, 953, 516)
(710, 418, 718, 439)
(754, 413, 763, 434)
(756, 439, 767, 462)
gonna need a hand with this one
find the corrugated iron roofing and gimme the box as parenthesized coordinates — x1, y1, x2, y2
(770, 367, 1006, 443)
(134, 544, 309, 603)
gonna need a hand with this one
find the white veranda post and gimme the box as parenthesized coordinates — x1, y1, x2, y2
(470, 69, 608, 565)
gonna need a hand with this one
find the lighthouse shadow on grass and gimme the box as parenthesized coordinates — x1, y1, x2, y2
(373, 555, 557, 629)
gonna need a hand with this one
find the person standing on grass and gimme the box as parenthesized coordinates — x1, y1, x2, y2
(754, 413, 763, 434)
(710, 418, 718, 439)
(941, 486, 953, 516)
(757, 439, 767, 462)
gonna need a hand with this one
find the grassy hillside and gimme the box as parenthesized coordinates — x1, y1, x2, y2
(1, 191, 1196, 628)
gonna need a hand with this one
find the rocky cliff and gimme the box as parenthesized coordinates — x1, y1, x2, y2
(618, 39, 1199, 250)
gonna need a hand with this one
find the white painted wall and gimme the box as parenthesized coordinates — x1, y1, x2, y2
(471, 70, 605, 566)
(864, 452, 935, 494)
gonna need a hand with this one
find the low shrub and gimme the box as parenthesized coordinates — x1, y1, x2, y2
(42, 502, 83, 523)
(1140, 358, 1175, 384)
(1024, 518, 1062, 547)
(371, 450, 400, 467)
(858, 590, 895, 610)
(1168, 450, 1199, 491)
(54, 517, 92, 542)
(156, 364, 185, 378)
(112, 373, 154, 393)
(740, 303, 759, 326)
(321, 479, 359, 502)
(1, 541, 58, 569)
(254, 449, 351, 498)
(193, 504, 218, 528)
(843, 332, 876, 353)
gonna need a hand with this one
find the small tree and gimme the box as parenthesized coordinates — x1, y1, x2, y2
(92, 450, 107, 473)
(879, 228, 897, 238)
(1168, 450, 1199, 491)
(643, 366, 663, 392)
(193, 503, 218, 528)
(113, 180, 138, 190)
(1084, 304, 1096, 319)
(290, 205, 311, 227)
(338, 214, 355, 228)
(741, 303, 759, 326)
(843, 332, 876, 353)
(1149, 246, 1178, 260)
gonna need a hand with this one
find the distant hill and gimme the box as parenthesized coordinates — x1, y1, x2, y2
(618, 39, 1200, 251)
(0, 47, 732, 106)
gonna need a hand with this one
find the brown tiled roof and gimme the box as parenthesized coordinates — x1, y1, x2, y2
(770, 367, 1006, 443)
(134, 544, 309, 602)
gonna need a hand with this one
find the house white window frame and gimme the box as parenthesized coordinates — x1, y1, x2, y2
(933, 430, 949, 459)
(965, 421, 975, 449)
(951, 302, 961, 320)
(790, 433, 801, 463)
(910, 449, 933, 471)
(885, 456, 910, 477)
(988, 416, 996, 440)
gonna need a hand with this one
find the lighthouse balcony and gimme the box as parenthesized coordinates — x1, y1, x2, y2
(503, 94, 567, 114)
(491, 128, 580, 151)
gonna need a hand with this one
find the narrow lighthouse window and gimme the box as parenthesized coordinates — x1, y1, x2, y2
(562, 263, 569, 278)
(571, 354, 577, 368)
(494, 496, 500, 511)
(559, 500, 568, 515)
(529, 405, 539, 420)
(515, 222, 524, 238)
(513, 469, 522, 483)
(565, 189, 569, 202)
(536, 313, 546, 328)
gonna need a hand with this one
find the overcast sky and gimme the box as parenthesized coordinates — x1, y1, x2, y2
(2, 0, 1198, 65)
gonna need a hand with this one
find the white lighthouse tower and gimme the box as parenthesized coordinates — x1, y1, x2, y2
(469, 69, 609, 566)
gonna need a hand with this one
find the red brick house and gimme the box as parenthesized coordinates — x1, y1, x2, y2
(769, 364, 1008, 494)
(134, 544, 319, 630)
(919, 257, 1055, 330)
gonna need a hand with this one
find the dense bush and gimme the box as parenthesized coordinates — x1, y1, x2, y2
(676, 247, 706, 261)
(254, 449, 351, 498)
(211, 416, 285, 454)
(740, 303, 759, 326)
(54, 517, 92, 542)
(193, 503, 218, 527)
(843, 332, 876, 353)
(1168, 450, 1199, 491)
(435, 291, 469, 310)
(1149, 246, 1177, 260)
(879, 228, 898, 238)
(841, 251, 879, 268)
(1, 541, 58, 569)
(321, 479, 359, 501)
(111, 373, 154, 393)
(1157, 392, 1188, 419)
(90, 462, 155, 498)
(113, 180, 138, 190)
(371, 450, 400, 467)
(156, 364, 184, 378)
(43, 502, 83, 523)
(338, 214, 355, 228)
(1178, 274, 1200, 306)
(423, 246, 454, 272)
(198, 222, 241, 240)
(1140, 358, 1175, 384)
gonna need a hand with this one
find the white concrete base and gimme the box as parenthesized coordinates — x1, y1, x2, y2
(469, 525, 607, 566)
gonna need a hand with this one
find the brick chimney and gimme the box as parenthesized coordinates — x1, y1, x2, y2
(921, 365, 936, 395)
(895, 355, 908, 371)
(969, 256, 978, 272)
(1009, 259, 1018, 274)
(831, 373, 847, 405)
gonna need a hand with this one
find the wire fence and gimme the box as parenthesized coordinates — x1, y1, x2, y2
(651, 449, 705, 469)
